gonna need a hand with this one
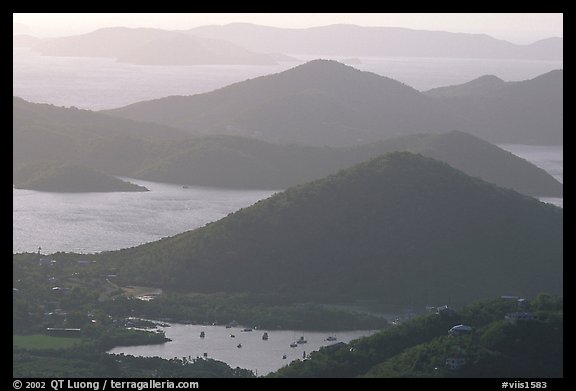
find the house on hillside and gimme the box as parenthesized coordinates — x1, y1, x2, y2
(448, 324, 473, 336)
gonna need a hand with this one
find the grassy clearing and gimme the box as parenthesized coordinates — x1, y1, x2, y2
(13, 334, 81, 350)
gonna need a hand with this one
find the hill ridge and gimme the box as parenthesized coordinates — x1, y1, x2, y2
(104, 61, 562, 145)
(100, 151, 562, 306)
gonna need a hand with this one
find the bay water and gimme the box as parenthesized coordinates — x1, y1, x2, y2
(108, 323, 377, 376)
(13, 180, 276, 254)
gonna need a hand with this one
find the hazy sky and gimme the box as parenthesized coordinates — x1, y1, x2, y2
(13, 13, 562, 44)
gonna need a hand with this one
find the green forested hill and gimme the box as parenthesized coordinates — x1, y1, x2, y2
(99, 152, 562, 306)
(350, 131, 562, 197)
(270, 295, 563, 378)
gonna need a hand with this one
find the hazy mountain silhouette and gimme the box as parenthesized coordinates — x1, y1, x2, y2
(350, 132, 562, 197)
(104, 59, 463, 146)
(423, 75, 506, 97)
(188, 23, 563, 60)
(425, 70, 563, 144)
(525, 37, 563, 60)
(116, 33, 277, 65)
(105, 60, 562, 145)
(14, 97, 561, 197)
(103, 152, 562, 306)
(13, 34, 43, 48)
(34, 27, 174, 58)
(13, 97, 190, 176)
(133, 132, 562, 197)
(32, 27, 281, 65)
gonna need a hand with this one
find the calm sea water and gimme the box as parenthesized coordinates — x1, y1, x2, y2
(13, 180, 276, 254)
(108, 323, 377, 376)
(13, 48, 562, 110)
(12, 48, 294, 110)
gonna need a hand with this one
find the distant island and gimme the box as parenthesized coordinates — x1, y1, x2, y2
(189, 23, 563, 61)
(30, 27, 283, 66)
(13, 163, 149, 193)
(22, 23, 563, 63)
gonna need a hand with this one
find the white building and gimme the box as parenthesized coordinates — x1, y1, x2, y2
(448, 324, 473, 335)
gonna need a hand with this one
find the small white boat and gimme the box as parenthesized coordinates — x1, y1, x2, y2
(296, 336, 307, 344)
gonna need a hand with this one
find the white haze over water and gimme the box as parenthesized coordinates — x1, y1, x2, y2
(12, 48, 294, 110)
(13, 48, 562, 110)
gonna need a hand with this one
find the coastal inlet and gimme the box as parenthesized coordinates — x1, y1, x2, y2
(108, 323, 377, 376)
